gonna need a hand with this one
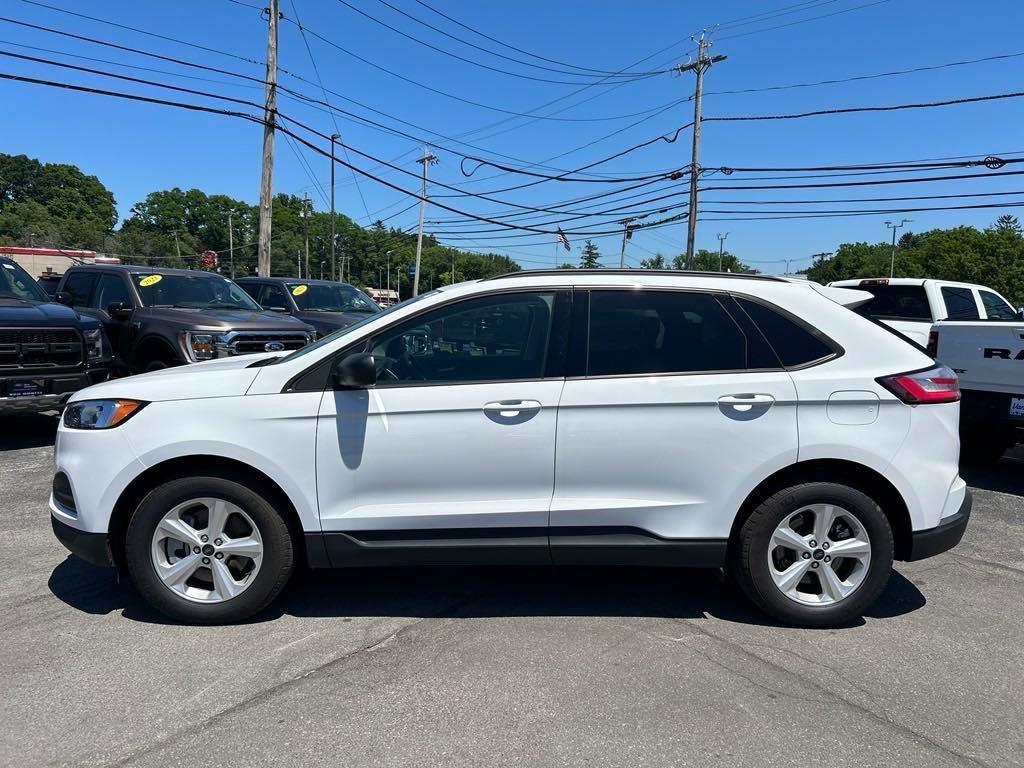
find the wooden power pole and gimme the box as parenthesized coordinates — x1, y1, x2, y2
(412, 146, 438, 297)
(676, 33, 726, 270)
(256, 0, 279, 277)
(302, 192, 311, 280)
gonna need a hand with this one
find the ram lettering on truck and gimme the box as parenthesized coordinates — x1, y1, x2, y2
(984, 348, 1024, 360)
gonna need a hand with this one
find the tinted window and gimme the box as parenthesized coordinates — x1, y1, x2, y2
(852, 285, 931, 321)
(735, 297, 835, 368)
(979, 290, 1017, 320)
(133, 273, 260, 310)
(941, 286, 980, 320)
(62, 271, 98, 307)
(94, 274, 132, 310)
(587, 290, 746, 376)
(257, 284, 291, 312)
(0, 259, 49, 301)
(369, 292, 556, 384)
(286, 283, 379, 313)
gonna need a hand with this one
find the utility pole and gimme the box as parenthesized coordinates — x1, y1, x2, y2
(413, 146, 439, 297)
(256, 0, 279, 277)
(329, 133, 339, 281)
(386, 250, 392, 298)
(302, 192, 311, 281)
(296, 250, 301, 279)
(618, 218, 636, 268)
(716, 232, 728, 272)
(451, 248, 456, 284)
(172, 229, 182, 263)
(885, 219, 912, 278)
(676, 32, 726, 269)
(228, 213, 235, 278)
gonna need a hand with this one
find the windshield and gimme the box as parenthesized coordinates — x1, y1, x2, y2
(0, 259, 50, 302)
(133, 273, 261, 310)
(275, 290, 437, 364)
(285, 282, 380, 313)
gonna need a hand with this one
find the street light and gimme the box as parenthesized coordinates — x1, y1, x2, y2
(885, 219, 912, 278)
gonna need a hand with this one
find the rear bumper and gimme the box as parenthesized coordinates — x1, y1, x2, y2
(907, 489, 972, 561)
(960, 389, 1024, 430)
(51, 515, 113, 567)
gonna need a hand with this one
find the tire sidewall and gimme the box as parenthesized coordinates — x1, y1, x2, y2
(741, 482, 894, 627)
(125, 475, 294, 624)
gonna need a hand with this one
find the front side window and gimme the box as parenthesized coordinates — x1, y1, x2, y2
(257, 284, 291, 312)
(369, 291, 556, 385)
(0, 259, 49, 302)
(61, 271, 98, 307)
(979, 290, 1018, 320)
(94, 274, 132, 310)
(133, 273, 261, 311)
(941, 286, 980, 320)
(587, 290, 747, 376)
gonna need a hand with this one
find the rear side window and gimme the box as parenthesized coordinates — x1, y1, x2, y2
(734, 297, 836, 368)
(979, 290, 1017, 320)
(61, 272, 97, 307)
(587, 290, 747, 376)
(941, 286, 980, 320)
(852, 285, 931, 321)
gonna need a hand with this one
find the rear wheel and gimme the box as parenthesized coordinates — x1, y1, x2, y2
(125, 476, 295, 623)
(731, 482, 894, 627)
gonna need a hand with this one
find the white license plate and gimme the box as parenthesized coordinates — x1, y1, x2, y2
(1011, 397, 1024, 418)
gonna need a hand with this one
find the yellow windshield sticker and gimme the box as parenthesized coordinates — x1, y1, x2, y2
(138, 275, 162, 287)
(291, 284, 308, 296)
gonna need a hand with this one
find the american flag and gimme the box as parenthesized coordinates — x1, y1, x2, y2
(556, 228, 571, 251)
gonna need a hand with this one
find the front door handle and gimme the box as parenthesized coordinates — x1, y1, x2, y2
(717, 393, 775, 412)
(483, 400, 542, 417)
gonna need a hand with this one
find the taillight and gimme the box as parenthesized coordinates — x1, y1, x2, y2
(927, 330, 938, 357)
(878, 365, 960, 404)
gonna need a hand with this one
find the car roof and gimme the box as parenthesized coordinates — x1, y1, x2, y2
(235, 276, 355, 286)
(67, 264, 224, 277)
(829, 277, 992, 290)
(484, 268, 785, 284)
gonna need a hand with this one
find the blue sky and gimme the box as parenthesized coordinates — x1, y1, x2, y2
(2, 0, 1023, 273)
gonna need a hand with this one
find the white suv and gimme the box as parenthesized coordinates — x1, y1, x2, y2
(49, 270, 970, 627)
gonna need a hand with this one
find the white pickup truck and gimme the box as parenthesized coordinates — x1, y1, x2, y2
(830, 278, 1024, 463)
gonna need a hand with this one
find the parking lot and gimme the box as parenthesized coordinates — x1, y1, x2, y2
(0, 413, 1020, 767)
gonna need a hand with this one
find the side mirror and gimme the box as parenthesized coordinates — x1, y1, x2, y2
(55, 291, 73, 306)
(107, 301, 132, 319)
(333, 352, 377, 389)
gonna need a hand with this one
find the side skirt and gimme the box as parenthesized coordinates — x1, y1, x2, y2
(306, 527, 727, 569)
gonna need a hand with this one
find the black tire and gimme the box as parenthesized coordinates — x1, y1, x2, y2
(960, 428, 1012, 467)
(729, 481, 894, 628)
(124, 475, 295, 624)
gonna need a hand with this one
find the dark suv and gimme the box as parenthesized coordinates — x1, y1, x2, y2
(1, 256, 112, 414)
(236, 277, 380, 338)
(57, 265, 315, 374)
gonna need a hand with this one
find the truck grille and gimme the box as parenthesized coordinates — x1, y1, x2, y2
(0, 328, 83, 369)
(227, 333, 310, 355)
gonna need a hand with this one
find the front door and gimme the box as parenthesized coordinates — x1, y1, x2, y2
(550, 288, 799, 560)
(315, 289, 569, 563)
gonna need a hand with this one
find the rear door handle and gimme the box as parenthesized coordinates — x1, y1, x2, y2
(718, 393, 775, 411)
(483, 400, 542, 417)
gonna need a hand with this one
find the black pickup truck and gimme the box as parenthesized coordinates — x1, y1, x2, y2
(1, 256, 112, 414)
(56, 265, 314, 374)
(236, 276, 381, 337)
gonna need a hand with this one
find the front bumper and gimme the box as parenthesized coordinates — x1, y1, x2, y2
(907, 489, 972, 561)
(51, 514, 113, 567)
(0, 366, 112, 415)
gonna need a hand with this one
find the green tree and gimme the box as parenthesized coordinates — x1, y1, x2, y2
(640, 253, 666, 269)
(671, 249, 756, 273)
(993, 214, 1022, 235)
(579, 240, 601, 268)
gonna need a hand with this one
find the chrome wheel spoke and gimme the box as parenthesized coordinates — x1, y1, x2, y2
(218, 536, 262, 558)
(773, 524, 811, 554)
(206, 499, 230, 540)
(210, 558, 244, 600)
(158, 517, 202, 548)
(812, 504, 837, 545)
(772, 558, 813, 595)
(819, 562, 854, 602)
(157, 552, 201, 588)
(828, 536, 871, 559)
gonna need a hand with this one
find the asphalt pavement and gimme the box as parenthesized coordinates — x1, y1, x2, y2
(1, 412, 1021, 767)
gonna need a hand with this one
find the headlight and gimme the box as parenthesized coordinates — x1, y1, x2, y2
(83, 328, 108, 360)
(183, 332, 220, 361)
(63, 399, 146, 429)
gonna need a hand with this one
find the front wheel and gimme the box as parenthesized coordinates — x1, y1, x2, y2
(125, 475, 295, 623)
(730, 482, 894, 627)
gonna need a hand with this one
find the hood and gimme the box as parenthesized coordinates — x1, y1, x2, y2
(69, 353, 274, 403)
(136, 306, 311, 331)
(0, 298, 99, 329)
(294, 309, 375, 332)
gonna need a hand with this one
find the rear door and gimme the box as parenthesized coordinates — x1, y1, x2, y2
(550, 288, 799, 557)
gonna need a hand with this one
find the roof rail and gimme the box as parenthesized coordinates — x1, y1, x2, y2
(483, 268, 786, 283)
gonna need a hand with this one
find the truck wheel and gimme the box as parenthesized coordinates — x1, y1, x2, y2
(142, 360, 169, 373)
(730, 482, 894, 628)
(124, 476, 295, 624)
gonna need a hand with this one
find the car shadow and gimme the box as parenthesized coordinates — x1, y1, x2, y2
(0, 412, 59, 450)
(47, 555, 925, 630)
(959, 448, 1024, 497)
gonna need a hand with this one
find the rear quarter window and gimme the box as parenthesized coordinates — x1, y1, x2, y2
(734, 297, 837, 368)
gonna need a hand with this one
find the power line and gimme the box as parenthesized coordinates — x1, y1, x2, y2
(717, 0, 893, 41)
